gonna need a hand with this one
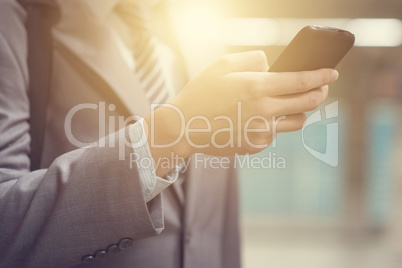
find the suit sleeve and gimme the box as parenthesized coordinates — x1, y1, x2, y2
(0, 1, 164, 267)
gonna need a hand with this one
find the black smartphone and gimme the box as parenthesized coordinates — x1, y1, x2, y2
(268, 25, 355, 72)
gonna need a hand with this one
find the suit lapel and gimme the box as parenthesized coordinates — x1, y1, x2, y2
(53, 0, 150, 118)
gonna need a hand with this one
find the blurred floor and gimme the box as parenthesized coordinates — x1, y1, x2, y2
(241, 217, 398, 268)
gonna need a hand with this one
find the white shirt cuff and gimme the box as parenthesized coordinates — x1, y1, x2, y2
(128, 119, 184, 203)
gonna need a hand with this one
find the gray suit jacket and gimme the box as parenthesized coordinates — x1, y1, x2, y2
(0, 0, 240, 267)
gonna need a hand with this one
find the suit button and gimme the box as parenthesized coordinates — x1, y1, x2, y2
(107, 244, 121, 254)
(119, 238, 133, 250)
(95, 250, 108, 258)
(82, 255, 95, 263)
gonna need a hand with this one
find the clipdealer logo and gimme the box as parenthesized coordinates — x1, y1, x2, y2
(64, 101, 339, 167)
(301, 101, 339, 167)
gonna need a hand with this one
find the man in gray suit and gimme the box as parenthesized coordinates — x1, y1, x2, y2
(0, 0, 339, 267)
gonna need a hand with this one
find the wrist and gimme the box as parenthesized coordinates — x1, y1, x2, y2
(144, 107, 193, 177)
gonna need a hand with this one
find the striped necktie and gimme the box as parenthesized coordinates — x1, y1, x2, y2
(115, 1, 172, 105)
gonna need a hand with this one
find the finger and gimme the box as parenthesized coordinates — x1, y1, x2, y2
(229, 68, 337, 96)
(269, 86, 329, 116)
(273, 113, 307, 133)
(213, 50, 269, 74)
(266, 69, 338, 95)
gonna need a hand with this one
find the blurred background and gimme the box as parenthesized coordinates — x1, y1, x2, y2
(171, 0, 402, 267)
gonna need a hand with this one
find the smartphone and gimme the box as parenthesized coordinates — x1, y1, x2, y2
(268, 25, 355, 72)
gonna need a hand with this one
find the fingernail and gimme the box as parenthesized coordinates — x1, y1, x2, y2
(332, 70, 339, 81)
